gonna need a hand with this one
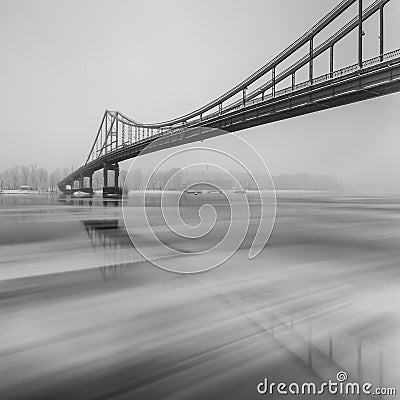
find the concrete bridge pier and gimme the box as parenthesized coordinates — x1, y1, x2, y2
(78, 172, 94, 195)
(103, 164, 122, 197)
(70, 179, 82, 193)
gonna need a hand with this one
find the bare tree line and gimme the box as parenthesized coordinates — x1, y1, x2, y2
(124, 169, 343, 191)
(0, 165, 73, 191)
(0, 165, 343, 192)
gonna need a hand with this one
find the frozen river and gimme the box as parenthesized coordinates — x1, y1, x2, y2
(0, 192, 399, 399)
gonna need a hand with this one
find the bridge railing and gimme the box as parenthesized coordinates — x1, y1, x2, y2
(131, 46, 400, 135)
(59, 0, 398, 190)
(84, 46, 399, 168)
(187, 0, 389, 119)
(235, 48, 400, 110)
(85, 1, 397, 163)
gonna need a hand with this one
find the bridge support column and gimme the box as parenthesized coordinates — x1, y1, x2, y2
(309, 37, 314, 84)
(103, 168, 108, 187)
(79, 172, 94, 195)
(72, 172, 93, 195)
(103, 164, 122, 197)
(379, 4, 384, 61)
(358, 0, 363, 68)
(272, 67, 276, 97)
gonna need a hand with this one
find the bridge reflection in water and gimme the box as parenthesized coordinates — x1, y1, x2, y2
(83, 218, 145, 281)
(1, 193, 399, 399)
(80, 200, 397, 397)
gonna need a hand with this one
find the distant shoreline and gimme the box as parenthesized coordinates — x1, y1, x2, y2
(0, 189, 54, 195)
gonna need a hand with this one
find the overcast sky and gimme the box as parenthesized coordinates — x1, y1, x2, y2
(1, 0, 399, 192)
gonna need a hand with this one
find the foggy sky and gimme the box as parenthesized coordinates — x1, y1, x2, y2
(1, 0, 399, 193)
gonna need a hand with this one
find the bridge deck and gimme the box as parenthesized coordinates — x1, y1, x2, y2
(59, 53, 400, 191)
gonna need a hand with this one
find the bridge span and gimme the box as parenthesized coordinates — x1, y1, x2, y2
(58, 0, 400, 195)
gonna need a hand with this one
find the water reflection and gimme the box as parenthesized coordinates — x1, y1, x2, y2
(0, 193, 399, 399)
(246, 306, 387, 394)
(57, 194, 121, 207)
(77, 193, 399, 394)
(83, 218, 147, 281)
